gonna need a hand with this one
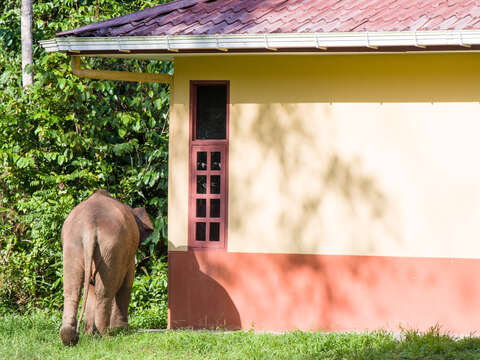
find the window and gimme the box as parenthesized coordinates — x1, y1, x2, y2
(189, 82, 229, 249)
(195, 86, 227, 140)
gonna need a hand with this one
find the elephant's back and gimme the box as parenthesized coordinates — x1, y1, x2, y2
(62, 191, 139, 248)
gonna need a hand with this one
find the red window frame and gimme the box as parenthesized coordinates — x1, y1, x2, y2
(188, 81, 229, 250)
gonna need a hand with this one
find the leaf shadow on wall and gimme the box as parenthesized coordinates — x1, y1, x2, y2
(231, 103, 403, 255)
(225, 103, 406, 330)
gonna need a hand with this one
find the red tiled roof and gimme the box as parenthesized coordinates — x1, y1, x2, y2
(57, 0, 480, 37)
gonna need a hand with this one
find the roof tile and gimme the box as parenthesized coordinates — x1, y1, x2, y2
(437, 15, 463, 29)
(57, 0, 480, 37)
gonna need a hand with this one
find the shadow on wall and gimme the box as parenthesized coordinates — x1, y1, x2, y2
(230, 102, 402, 256)
(178, 249, 480, 332)
(225, 54, 480, 257)
(168, 247, 241, 330)
(222, 82, 413, 330)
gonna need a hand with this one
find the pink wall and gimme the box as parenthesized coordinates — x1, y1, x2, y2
(169, 250, 480, 333)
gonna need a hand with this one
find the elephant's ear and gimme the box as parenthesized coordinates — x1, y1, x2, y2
(132, 207, 154, 243)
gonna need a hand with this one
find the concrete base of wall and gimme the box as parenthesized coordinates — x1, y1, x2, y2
(168, 250, 480, 333)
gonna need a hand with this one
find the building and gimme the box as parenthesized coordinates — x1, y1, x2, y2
(42, 0, 480, 333)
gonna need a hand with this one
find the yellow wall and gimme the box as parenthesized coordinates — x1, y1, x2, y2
(168, 53, 480, 258)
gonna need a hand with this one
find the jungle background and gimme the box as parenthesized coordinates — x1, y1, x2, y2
(0, 0, 172, 327)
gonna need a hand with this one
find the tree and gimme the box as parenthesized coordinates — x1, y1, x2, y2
(0, 0, 172, 320)
(21, 0, 33, 88)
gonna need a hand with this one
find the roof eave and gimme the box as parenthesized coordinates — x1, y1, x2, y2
(40, 30, 480, 55)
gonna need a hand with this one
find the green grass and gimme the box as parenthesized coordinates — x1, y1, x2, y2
(1, 311, 480, 360)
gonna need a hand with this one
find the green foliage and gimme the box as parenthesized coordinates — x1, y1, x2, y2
(0, 0, 171, 316)
(130, 260, 168, 329)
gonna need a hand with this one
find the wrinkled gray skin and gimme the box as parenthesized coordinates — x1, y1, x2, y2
(59, 190, 153, 346)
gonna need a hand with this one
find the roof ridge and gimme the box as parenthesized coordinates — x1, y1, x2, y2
(56, 0, 208, 37)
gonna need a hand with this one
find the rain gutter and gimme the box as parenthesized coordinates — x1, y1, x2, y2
(70, 56, 172, 84)
(40, 30, 480, 54)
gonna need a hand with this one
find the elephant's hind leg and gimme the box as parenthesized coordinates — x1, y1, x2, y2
(60, 245, 83, 346)
(93, 265, 119, 336)
(110, 261, 135, 330)
(84, 283, 97, 334)
(95, 297, 114, 336)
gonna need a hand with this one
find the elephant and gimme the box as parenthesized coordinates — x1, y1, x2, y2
(59, 189, 153, 346)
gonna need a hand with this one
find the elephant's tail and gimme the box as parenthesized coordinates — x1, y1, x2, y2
(76, 230, 97, 334)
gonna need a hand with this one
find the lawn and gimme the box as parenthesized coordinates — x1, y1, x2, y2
(1, 311, 480, 360)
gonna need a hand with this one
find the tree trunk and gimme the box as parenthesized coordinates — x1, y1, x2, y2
(21, 0, 33, 88)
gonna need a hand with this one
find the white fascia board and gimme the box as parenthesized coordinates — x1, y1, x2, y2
(39, 30, 480, 53)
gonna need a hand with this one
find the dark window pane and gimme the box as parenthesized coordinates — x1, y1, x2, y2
(211, 152, 221, 170)
(197, 152, 207, 170)
(197, 175, 206, 194)
(210, 222, 220, 242)
(196, 222, 206, 241)
(196, 199, 206, 218)
(196, 85, 227, 140)
(210, 199, 220, 218)
(210, 175, 220, 194)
